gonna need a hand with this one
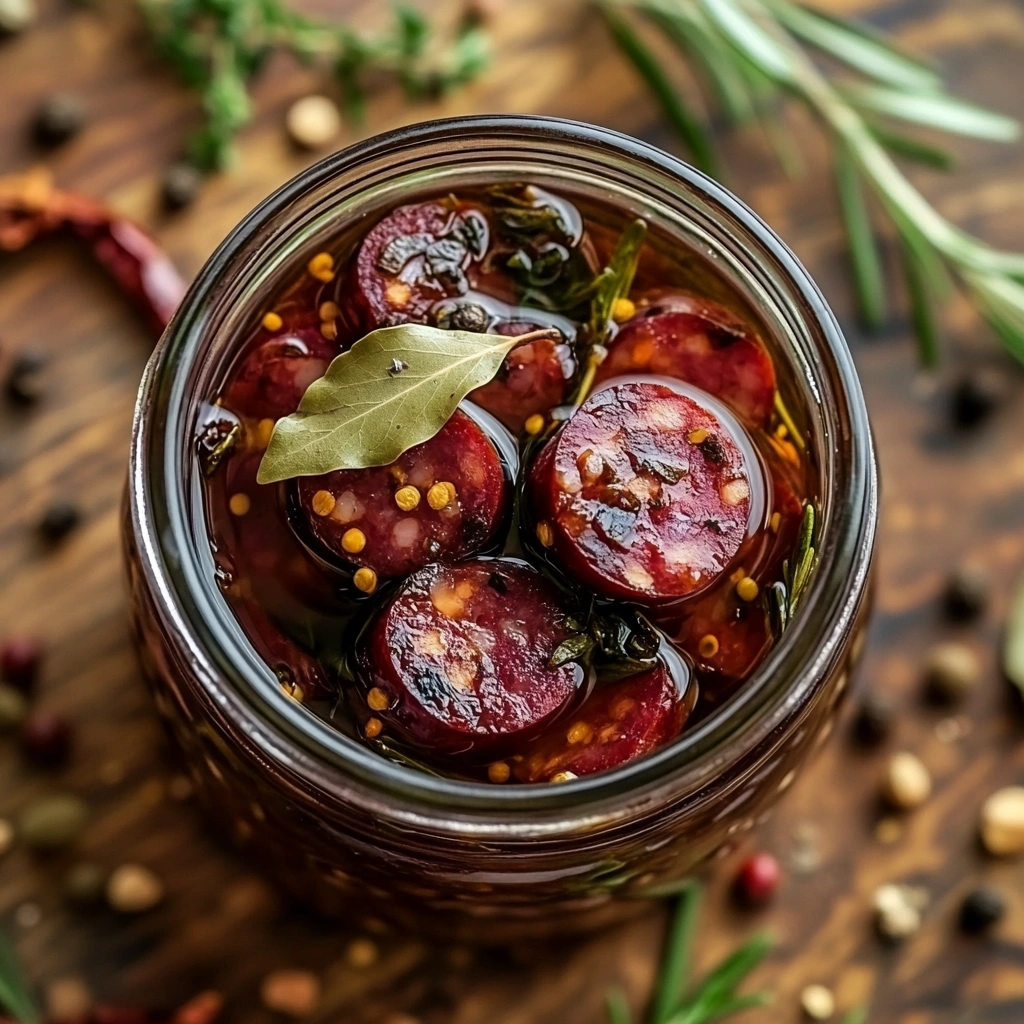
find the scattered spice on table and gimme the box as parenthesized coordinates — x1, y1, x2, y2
(20, 710, 74, 767)
(18, 794, 89, 851)
(734, 852, 782, 907)
(800, 984, 835, 1021)
(851, 693, 893, 747)
(979, 786, 1024, 856)
(106, 864, 164, 913)
(259, 969, 321, 1018)
(0, 636, 41, 691)
(883, 752, 931, 811)
(943, 565, 989, 622)
(4, 349, 46, 405)
(38, 500, 82, 544)
(0, 169, 185, 331)
(923, 641, 980, 704)
(958, 885, 1006, 934)
(32, 93, 85, 148)
(63, 862, 107, 908)
(873, 883, 928, 943)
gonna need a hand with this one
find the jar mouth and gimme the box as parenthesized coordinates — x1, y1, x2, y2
(133, 115, 877, 818)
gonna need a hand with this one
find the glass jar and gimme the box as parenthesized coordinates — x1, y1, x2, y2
(124, 116, 877, 941)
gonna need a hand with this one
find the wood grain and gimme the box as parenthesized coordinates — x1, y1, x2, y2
(2, 0, 1024, 1021)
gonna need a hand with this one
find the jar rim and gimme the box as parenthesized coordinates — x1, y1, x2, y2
(130, 115, 877, 823)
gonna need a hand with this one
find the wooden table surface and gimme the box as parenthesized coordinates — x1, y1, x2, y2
(2, 1, 1024, 1021)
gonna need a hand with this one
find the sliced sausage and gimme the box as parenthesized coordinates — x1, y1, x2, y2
(469, 320, 575, 432)
(596, 296, 776, 425)
(512, 661, 690, 782)
(530, 381, 758, 604)
(351, 199, 488, 329)
(295, 410, 509, 579)
(223, 326, 335, 421)
(359, 559, 588, 757)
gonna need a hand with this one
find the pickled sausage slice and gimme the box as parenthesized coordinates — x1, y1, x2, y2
(359, 559, 588, 757)
(512, 662, 689, 782)
(530, 381, 756, 603)
(469, 320, 575, 433)
(295, 411, 508, 579)
(224, 327, 335, 421)
(352, 200, 487, 329)
(596, 297, 776, 425)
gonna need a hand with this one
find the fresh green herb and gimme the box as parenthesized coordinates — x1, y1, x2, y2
(257, 325, 559, 483)
(139, 0, 489, 172)
(605, 883, 773, 1024)
(0, 929, 38, 1024)
(202, 421, 241, 476)
(572, 218, 647, 403)
(768, 501, 815, 634)
(550, 607, 662, 681)
(1002, 571, 1024, 701)
(596, 0, 1024, 366)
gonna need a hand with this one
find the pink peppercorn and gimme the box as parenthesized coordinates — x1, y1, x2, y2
(20, 711, 74, 767)
(734, 852, 782, 906)
(0, 636, 42, 692)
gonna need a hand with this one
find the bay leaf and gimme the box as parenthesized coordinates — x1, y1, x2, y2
(257, 323, 559, 483)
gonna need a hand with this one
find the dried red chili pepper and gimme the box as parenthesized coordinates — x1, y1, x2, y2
(0, 169, 185, 332)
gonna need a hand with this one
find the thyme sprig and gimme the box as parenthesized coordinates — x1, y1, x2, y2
(139, 0, 489, 171)
(768, 501, 815, 635)
(606, 883, 773, 1024)
(598, 0, 1024, 366)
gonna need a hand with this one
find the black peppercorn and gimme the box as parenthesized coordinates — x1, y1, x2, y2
(39, 500, 81, 543)
(32, 93, 85, 147)
(161, 162, 203, 211)
(943, 565, 989, 622)
(959, 885, 1005, 934)
(437, 302, 489, 333)
(5, 349, 46, 405)
(951, 368, 1006, 430)
(852, 692, 894, 746)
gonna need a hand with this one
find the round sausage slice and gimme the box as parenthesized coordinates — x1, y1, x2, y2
(359, 559, 588, 757)
(512, 661, 690, 782)
(596, 296, 776, 425)
(470, 320, 575, 433)
(295, 410, 509, 579)
(224, 326, 335, 421)
(530, 381, 757, 603)
(352, 199, 488, 329)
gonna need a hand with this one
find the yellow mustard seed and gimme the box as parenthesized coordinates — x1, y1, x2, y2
(364, 717, 383, 739)
(536, 521, 554, 548)
(367, 687, 389, 712)
(320, 319, 338, 341)
(611, 297, 636, 322)
(736, 576, 760, 602)
(524, 413, 545, 436)
(488, 762, 511, 784)
(427, 482, 453, 510)
(688, 428, 708, 445)
(318, 301, 340, 321)
(566, 722, 593, 745)
(394, 485, 421, 511)
(261, 311, 283, 332)
(254, 418, 276, 448)
(229, 493, 251, 516)
(281, 681, 304, 703)
(311, 490, 336, 517)
(770, 511, 781, 533)
(353, 567, 377, 594)
(698, 634, 720, 659)
(307, 252, 335, 282)
(341, 528, 366, 554)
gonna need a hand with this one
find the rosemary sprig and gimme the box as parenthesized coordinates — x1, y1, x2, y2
(598, 0, 1024, 366)
(139, 0, 489, 172)
(606, 883, 773, 1024)
(0, 930, 38, 1024)
(768, 501, 815, 635)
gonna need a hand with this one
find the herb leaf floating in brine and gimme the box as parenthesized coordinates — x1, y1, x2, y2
(257, 324, 560, 483)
